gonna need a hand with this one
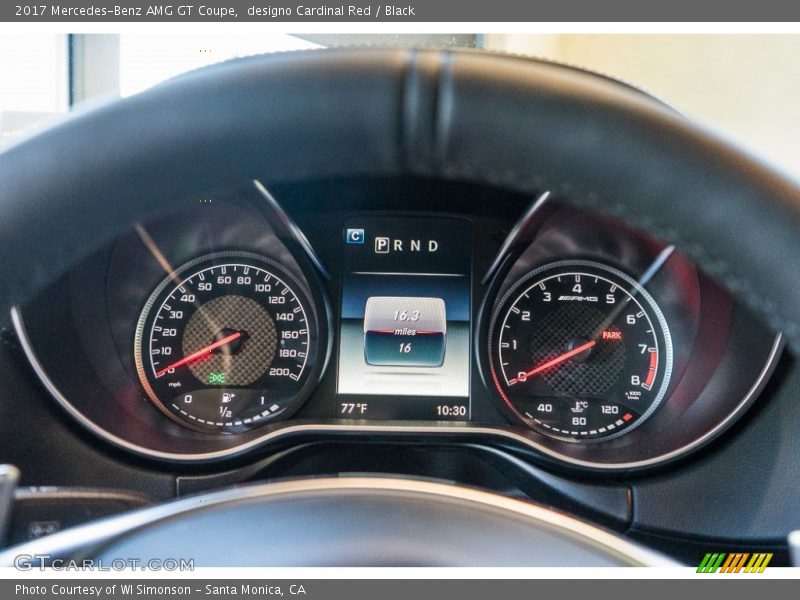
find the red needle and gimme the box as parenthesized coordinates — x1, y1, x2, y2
(155, 331, 242, 378)
(509, 340, 597, 385)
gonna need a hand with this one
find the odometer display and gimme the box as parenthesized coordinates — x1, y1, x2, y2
(134, 252, 320, 432)
(488, 260, 673, 441)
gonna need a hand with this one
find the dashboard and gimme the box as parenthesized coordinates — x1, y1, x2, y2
(12, 176, 780, 478)
(3, 46, 800, 567)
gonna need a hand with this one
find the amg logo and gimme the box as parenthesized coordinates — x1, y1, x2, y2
(557, 296, 599, 302)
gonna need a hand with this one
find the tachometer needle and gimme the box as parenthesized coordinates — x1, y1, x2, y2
(155, 331, 242, 377)
(509, 340, 596, 385)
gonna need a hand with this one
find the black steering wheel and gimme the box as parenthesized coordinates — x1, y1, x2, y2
(1, 48, 798, 565)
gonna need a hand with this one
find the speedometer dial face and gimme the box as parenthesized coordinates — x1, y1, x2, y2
(135, 252, 320, 433)
(488, 260, 673, 441)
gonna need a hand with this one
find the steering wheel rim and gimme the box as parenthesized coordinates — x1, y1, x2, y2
(0, 477, 678, 567)
(1, 48, 799, 351)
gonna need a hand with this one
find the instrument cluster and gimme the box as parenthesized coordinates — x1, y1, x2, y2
(13, 178, 782, 471)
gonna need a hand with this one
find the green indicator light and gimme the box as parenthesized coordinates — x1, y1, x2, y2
(208, 372, 226, 385)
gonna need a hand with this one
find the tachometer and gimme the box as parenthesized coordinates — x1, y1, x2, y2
(487, 260, 673, 441)
(134, 252, 321, 432)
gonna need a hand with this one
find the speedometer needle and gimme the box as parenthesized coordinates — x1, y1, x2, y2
(155, 331, 242, 377)
(509, 340, 596, 385)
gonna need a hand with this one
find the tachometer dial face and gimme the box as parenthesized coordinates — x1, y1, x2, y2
(488, 260, 673, 441)
(135, 252, 320, 433)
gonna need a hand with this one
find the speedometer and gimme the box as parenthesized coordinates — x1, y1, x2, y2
(487, 260, 673, 441)
(134, 252, 321, 433)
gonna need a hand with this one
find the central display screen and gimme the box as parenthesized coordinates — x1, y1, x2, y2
(336, 216, 471, 420)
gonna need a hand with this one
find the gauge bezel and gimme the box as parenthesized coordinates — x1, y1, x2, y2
(10, 193, 783, 469)
(471, 205, 783, 471)
(133, 251, 323, 433)
(487, 259, 674, 442)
